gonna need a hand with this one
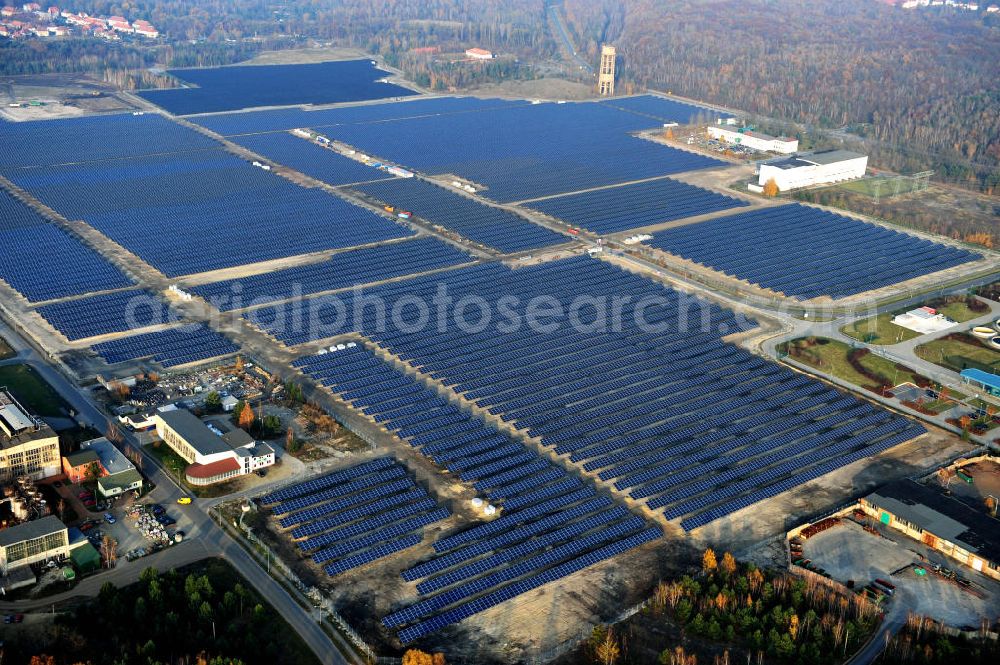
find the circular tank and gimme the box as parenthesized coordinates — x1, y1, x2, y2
(972, 326, 996, 339)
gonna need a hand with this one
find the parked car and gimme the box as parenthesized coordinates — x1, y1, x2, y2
(104, 513, 116, 525)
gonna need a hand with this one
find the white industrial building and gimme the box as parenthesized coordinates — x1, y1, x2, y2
(754, 149, 868, 192)
(153, 409, 275, 485)
(708, 125, 798, 154)
(0, 389, 61, 482)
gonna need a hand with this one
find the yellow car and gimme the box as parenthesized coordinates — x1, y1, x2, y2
(176, 497, 192, 505)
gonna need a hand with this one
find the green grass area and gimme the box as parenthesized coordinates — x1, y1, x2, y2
(934, 300, 985, 323)
(0, 363, 69, 417)
(837, 176, 923, 199)
(144, 441, 239, 498)
(0, 335, 14, 360)
(841, 312, 922, 345)
(780, 337, 926, 390)
(915, 333, 1000, 373)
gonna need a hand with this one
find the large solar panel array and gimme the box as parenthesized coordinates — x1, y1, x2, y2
(0, 189, 133, 302)
(252, 257, 924, 530)
(190, 96, 529, 137)
(137, 60, 417, 116)
(353, 178, 566, 253)
(600, 95, 717, 125)
(190, 237, 475, 311)
(324, 101, 725, 202)
(90, 323, 238, 368)
(0, 113, 217, 168)
(260, 457, 449, 577)
(6, 148, 413, 277)
(229, 132, 396, 187)
(290, 345, 660, 641)
(646, 204, 979, 300)
(36, 289, 175, 341)
(525, 177, 749, 234)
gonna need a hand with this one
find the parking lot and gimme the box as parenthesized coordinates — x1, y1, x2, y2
(798, 519, 998, 627)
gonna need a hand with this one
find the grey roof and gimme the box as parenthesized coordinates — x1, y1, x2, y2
(157, 409, 232, 456)
(798, 149, 866, 165)
(81, 437, 136, 475)
(764, 149, 866, 171)
(867, 479, 1000, 563)
(64, 449, 100, 468)
(222, 428, 254, 448)
(0, 515, 67, 547)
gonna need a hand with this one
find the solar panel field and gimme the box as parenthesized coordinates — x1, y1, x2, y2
(324, 101, 726, 202)
(36, 289, 176, 341)
(290, 346, 661, 642)
(137, 60, 417, 115)
(525, 177, 749, 234)
(249, 257, 925, 530)
(0, 189, 134, 302)
(90, 323, 238, 368)
(646, 204, 979, 299)
(6, 147, 412, 276)
(191, 96, 528, 137)
(189, 237, 475, 311)
(352, 178, 567, 253)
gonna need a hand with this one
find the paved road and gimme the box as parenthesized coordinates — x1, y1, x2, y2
(846, 588, 912, 665)
(546, 1, 594, 75)
(0, 320, 351, 665)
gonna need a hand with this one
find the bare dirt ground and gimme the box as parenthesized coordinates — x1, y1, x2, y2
(238, 46, 371, 65)
(950, 458, 1000, 509)
(800, 519, 998, 627)
(464, 78, 596, 101)
(0, 73, 133, 120)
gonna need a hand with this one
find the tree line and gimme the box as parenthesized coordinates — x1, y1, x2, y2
(562, 0, 1000, 194)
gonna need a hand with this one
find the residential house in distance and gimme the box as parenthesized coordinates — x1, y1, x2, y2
(62, 437, 142, 497)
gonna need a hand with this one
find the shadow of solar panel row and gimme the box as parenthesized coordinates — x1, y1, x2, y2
(394, 527, 662, 643)
(260, 457, 448, 577)
(191, 96, 530, 137)
(190, 237, 475, 311)
(35, 289, 176, 341)
(89, 323, 238, 368)
(255, 255, 924, 528)
(525, 177, 749, 234)
(325, 101, 725, 202)
(599, 95, 718, 125)
(0, 113, 217, 169)
(646, 204, 979, 300)
(6, 149, 413, 277)
(229, 132, 398, 186)
(136, 60, 417, 116)
(0, 190, 133, 302)
(291, 345, 661, 636)
(352, 178, 565, 253)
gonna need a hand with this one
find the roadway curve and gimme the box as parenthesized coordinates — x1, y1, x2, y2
(0, 319, 350, 665)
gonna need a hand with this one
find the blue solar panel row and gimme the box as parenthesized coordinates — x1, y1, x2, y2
(324, 101, 725, 202)
(599, 95, 717, 125)
(0, 190, 133, 302)
(190, 237, 474, 311)
(89, 323, 238, 368)
(394, 527, 662, 643)
(291, 344, 661, 638)
(35, 289, 176, 341)
(353, 178, 566, 254)
(229, 132, 397, 186)
(137, 60, 417, 116)
(0, 113, 217, 169)
(6, 148, 413, 277)
(191, 96, 530, 137)
(646, 204, 979, 299)
(525, 177, 749, 234)
(262, 457, 449, 577)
